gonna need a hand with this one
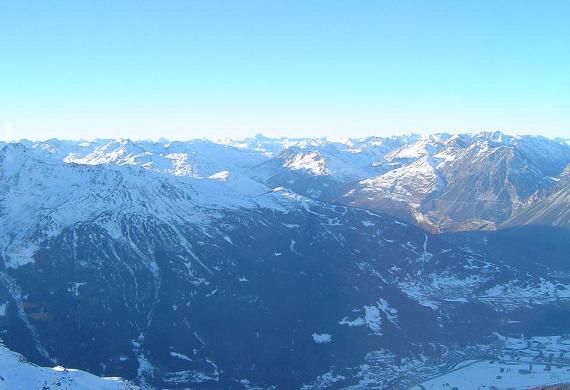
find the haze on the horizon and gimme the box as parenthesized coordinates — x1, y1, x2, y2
(1, 1, 569, 141)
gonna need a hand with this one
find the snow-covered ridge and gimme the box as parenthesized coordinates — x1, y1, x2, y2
(359, 156, 443, 206)
(0, 342, 135, 389)
(0, 141, 296, 269)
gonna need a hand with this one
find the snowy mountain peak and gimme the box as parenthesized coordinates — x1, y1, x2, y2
(281, 149, 328, 176)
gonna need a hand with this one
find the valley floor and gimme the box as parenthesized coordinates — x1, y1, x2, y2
(412, 336, 570, 390)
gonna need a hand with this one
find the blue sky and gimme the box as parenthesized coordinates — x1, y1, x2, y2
(0, 0, 569, 140)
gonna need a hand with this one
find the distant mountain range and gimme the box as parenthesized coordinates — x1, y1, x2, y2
(4, 131, 568, 233)
(0, 131, 569, 388)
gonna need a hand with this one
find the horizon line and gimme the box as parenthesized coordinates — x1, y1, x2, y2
(1, 129, 568, 144)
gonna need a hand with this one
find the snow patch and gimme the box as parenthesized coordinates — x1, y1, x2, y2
(170, 351, 192, 361)
(312, 333, 332, 344)
(364, 305, 383, 336)
(208, 170, 230, 181)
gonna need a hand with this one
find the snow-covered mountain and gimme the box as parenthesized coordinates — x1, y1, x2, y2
(6, 131, 567, 235)
(1, 132, 569, 388)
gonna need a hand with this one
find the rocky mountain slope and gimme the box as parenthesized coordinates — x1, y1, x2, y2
(342, 132, 570, 231)
(504, 164, 570, 229)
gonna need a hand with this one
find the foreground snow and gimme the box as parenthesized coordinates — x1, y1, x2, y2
(0, 343, 136, 389)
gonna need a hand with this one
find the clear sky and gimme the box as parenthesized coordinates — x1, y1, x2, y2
(0, 0, 569, 141)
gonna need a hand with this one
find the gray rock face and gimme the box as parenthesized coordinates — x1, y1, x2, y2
(343, 133, 570, 231)
(504, 166, 570, 229)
